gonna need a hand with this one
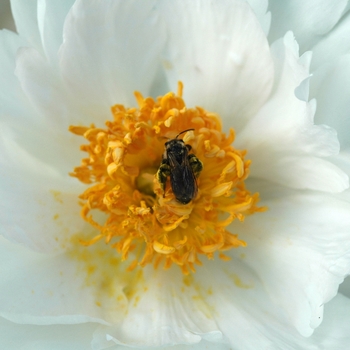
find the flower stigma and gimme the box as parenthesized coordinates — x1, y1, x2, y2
(69, 82, 264, 274)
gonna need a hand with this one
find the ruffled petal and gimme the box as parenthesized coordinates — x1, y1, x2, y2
(229, 180, 350, 337)
(333, 152, 350, 189)
(91, 266, 222, 349)
(339, 276, 350, 298)
(3, 2, 350, 350)
(310, 54, 350, 151)
(59, 0, 166, 122)
(0, 316, 97, 350)
(158, 0, 274, 132)
(309, 294, 350, 348)
(268, 0, 349, 52)
(196, 258, 293, 350)
(236, 32, 348, 192)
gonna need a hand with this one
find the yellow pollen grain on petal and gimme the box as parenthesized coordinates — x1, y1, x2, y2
(219, 253, 231, 261)
(69, 82, 265, 274)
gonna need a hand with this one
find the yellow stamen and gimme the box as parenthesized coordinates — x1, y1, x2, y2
(69, 82, 265, 274)
(153, 241, 176, 255)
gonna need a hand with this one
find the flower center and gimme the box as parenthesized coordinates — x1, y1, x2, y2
(70, 82, 264, 274)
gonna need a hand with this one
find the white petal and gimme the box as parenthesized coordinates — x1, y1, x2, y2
(158, 0, 274, 132)
(194, 258, 329, 350)
(133, 260, 350, 350)
(0, 30, 28, 117)
(333, 152, 350, 192)
(37, 0, 75, 65)
(13, 48, 107, 182)
(245, 0, 271, 35)
(0, 236, 106, 325)
(339, 276, 350, 298)
(236, 32, 348, 192)
(13, 46, 90, 171)
(10, 0, 42, 51)
(91, 266, 222, 348)
(310, 54, 350, 151)
(311, 13, 350, 70)
(0, 316, 97, 350)
(250, 154, 348, 193)
(229, 181, 350, 336)
(0, 131, 84, 252)
(15, 46, 72, 127)
(268, 0, 349, 52)
(309, 294, 350, 348)
(59, 0, 165, 122)
(0, 0, 15, 31)
(159, 342, 230, 350)
(93, 341, 231, 350)
(14, 45, 90, 130)
(91, 257, 350, 350)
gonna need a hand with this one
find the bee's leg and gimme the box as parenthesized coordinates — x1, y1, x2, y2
(156, 159, 171, 196)
(188, 154, 203, 177)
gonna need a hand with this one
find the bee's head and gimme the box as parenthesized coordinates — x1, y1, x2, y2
(165, 138, 185, 150)
(164, 129, 194, 154)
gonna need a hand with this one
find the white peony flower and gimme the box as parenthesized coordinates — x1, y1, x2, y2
(1, 0, 350, 349)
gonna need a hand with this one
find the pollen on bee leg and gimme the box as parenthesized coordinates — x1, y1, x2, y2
(69, 83, 265, 274)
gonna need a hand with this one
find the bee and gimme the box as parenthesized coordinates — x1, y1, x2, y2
(156, 129, 203, 204)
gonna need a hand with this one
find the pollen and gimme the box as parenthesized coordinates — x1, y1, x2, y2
(70, 82, 264, 274)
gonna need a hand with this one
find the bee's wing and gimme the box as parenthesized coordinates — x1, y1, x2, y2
(168, 153, 198, 204)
